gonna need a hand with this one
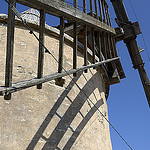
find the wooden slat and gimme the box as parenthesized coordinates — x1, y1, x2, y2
(83, 0, 86, 13)
(101, 0, 106, 23)
(90, 0, 94, 16)
(74, 0, 78, 8)
(73, 22, 78, 76)
(0, 57, 120, 96)
(94, 0, 99, 19)
(4, 0, 16, 100)
(92, 28, 96, 65)
(16, 0, 116, 34)
(84, 25, 88, 73)
(97, 31, 102, 61)
(37, 9, 46, 89)
(58, 16, 65, 73)
(98, 0, 103, 21)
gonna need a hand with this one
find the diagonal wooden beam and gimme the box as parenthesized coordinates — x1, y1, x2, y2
(0, 57, 120, 96)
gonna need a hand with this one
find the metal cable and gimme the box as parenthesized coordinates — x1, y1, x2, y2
(4, 0, 133, 149)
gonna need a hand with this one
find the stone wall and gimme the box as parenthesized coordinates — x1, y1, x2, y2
(0, 21, 112, 150)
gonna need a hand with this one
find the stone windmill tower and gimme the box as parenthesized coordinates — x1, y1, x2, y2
(0, 0, 149, 149)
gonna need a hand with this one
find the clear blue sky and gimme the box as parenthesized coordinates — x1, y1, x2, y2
(0, 0, 150, 150)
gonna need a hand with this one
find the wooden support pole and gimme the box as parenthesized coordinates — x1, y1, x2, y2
(84, 25, 88, 73)
(73, 22, 78, 76)
(4, 0, 16, 100)
(92, 28, 96, 66)
(94, 0, 99, 19)
(83, 0, 86, 13)
(105, 5, 109, 25)
(98, 0, 103, 21)
(37, 9, 46, 89)
(56, 16, 65, 86)
(90, 0, 94, 16)
(106, 6, 112, 26)
(74, 0, 78, 8)
(58, 16, 65, 73)
(97, 31, 102, 61)
(0, 57, 120, 96)
(101, 0, 106, 23)
(101, 31, 107, 60)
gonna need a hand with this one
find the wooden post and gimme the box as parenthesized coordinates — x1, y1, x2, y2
(90, 0, 93, 16)
(101, 0, 106, 23)
(94, 0, 99, 19)
(73, 22, 78, 76)
(84, 25, 88, 73)
(4, 0, 16, 100)
(97, 31, 102, 61)
(74, 0, 78, 8)
(83, 0, 86, 13)
(98, 0, 103, 21)
(37, 9, 46, 89)
(56, 16, 65, 86)
(92, 28, 96, 66)
(58, 16, 65, 73)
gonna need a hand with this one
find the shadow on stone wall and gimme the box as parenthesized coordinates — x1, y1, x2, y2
(26, 71, 104, 150)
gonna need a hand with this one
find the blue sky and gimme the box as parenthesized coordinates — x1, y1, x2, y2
(0, 0, 150, 149)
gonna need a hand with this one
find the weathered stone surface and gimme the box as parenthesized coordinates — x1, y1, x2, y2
(0, 19, 112, 150)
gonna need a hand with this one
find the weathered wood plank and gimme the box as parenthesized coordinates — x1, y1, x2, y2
(4, 0, 16, 100)
(84, 25, 88, 73)
(94, 0, 98, 19)
(101, 0, 106, 23)
(0, 57, 120, 96)
(83, 0, 86, 13)
(98, 0, 103, 21)
(92, 28, 96, 65)
(58, 16, 65, 73)
(16, 0, 115, 34)
(37, 9, 45, 89)
(73, 22, 78, 76)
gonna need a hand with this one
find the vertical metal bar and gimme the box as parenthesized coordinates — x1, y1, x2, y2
(73, 22, 78, 76)
(92, 28, 96, 66)
(4, 0, 16, 100)
(37, 9, 46, 89)
(94, 0, 99, 19)
(98, 0, 103, 21)
(84, 25, 88, 73)
(101, 0, 106, 23)
(90, 0, 93, 16)
(83, 0, 86, 13)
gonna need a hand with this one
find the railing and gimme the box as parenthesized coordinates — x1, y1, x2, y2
(0, 0, 123, 99)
